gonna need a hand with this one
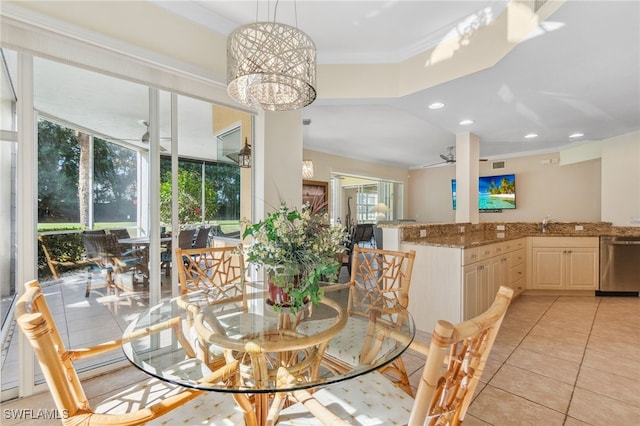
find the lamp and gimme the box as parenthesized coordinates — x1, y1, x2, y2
(370, 203, 391, 222)
(227, 13, 317, 111)
(302, 160, 314, 179)
(238, 138, 252, 168)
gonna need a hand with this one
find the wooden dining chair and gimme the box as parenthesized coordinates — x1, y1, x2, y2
(175, 246, 249, 368)
(268, 286, 514, 426)
(175, 246, 245, 302)
(311, 245, 416, 394)
(14, 280, 247, 426)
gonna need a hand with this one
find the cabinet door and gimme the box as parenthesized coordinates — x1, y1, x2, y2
(531, 248, 564, 289)
(565, 248, 599, 290)
(477, 260, 492, 315)
(488, 255, 507, 301)
(463, 264, 479, 320)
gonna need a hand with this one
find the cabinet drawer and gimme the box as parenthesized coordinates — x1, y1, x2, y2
(463, 248, 479, 265)
(492, 242, 506, 257)
(510, 262, 526, 284)
(511, 248, 526, 266)
(531, 237, 599, 248)
(504, 238, 526, 252)
(510, 277, 526, 295)
(478, 245, 494, 261)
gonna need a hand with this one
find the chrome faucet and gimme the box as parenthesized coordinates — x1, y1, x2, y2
(541, 216, 551, 233)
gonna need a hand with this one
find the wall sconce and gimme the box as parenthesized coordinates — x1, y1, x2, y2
(370, 202, 390, 222)
(238, 138, 251, 168)
(302, 160, 314, 179)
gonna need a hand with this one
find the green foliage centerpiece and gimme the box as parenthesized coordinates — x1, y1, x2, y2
(241, 202, 346, 312)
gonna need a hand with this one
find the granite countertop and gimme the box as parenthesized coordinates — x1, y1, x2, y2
(404, 231, 603, 249)
(395, 221, 640, 249)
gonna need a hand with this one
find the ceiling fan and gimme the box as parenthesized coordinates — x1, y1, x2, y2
(422, 146, 456, 168)
(104, 120, 169, 151)
(422, 146, 487, 168)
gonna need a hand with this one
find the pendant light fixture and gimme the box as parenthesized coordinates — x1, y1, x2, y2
(227, 1, 317, 111)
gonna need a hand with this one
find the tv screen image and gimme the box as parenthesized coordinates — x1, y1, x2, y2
(452, 174, 516, 210)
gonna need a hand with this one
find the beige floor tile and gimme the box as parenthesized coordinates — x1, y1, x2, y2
(495, 324, 529, 346)
(568, 387, 640, 425)
(587, 332, 640, 362)
(529, 322, 590, 347)
(467, 385, 566, 426)
(563, 416, 591, 426)
(576, 365, 640, 408)
(462, 412, 492, 425)
(506, 346, 580, 385)
(486, 341, 516, 365)
(489, 364, 573, 412)
(582, 347, 640, 379)
(519, 333, 585, 364)
(536, 314, 593, 335)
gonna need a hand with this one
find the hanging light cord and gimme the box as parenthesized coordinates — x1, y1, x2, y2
(254, 0, 298, 27)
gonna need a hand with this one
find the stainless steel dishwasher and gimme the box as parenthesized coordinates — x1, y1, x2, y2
(598, 236, 640, 296)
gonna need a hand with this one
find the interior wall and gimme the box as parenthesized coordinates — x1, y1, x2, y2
(408, 152, 602, 223)
(212, 105, 253, 223)
(302, 149, 409, 220)
(601, 131, 640, 226)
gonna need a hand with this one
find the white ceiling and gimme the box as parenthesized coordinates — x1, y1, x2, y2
(5, 1, 639, 169)
(164, 0, 638, 168)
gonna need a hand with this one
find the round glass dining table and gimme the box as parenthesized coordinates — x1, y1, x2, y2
(122, 283, 415, 425)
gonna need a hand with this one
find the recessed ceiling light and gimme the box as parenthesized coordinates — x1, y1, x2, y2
(569, 132, 584, 138)
(459, 119, 474, 125)
(428, 102, 445, 110)
(525, 133, 538, 139)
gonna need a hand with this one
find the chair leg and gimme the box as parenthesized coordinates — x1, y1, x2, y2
(85, 268, 92, 298)
(379, 356, 413, 396)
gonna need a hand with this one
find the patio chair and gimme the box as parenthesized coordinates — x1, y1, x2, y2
(193, 226, 211, 249)
(302, 245, 416, 394)
(14, 280, 246, 426)
(82, 233, 143, 293)
(269, 286, 514, 426)
(161, 228, 197, 276)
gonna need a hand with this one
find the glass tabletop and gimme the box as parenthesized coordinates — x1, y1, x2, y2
(122, 283, 415, 394)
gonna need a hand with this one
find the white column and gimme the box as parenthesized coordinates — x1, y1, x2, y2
(455, 132, 480, 224)
(16, 52, 36, 397)
(254, 110, 303, 219)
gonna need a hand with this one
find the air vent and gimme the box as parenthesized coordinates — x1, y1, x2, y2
(534, 0, 549, 12)
(492, 160, 506, 170)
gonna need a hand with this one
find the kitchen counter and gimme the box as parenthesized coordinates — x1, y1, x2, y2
(384, 221, 640, 249)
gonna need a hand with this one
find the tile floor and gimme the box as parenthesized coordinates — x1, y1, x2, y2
(2, 276, 639, 425)
(402, 294, 640, 425)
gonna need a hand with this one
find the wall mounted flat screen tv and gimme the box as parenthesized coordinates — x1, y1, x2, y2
(452, 174, 516, 210)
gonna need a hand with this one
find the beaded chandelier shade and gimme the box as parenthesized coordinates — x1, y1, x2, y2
(227, 22, 317, 111)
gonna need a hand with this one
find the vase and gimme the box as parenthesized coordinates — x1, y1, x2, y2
(267, 271, 302, 308)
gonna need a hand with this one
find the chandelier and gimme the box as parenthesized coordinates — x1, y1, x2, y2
(227, 20, 317, 111)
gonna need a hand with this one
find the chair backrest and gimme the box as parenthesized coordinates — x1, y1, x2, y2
(410, 286, 514, 425)
(351, 224, 374, 246)
(82, 229, 106, 235)
(15, 280, 90, 417)
(109, 228, 130, 240)
(348, 246, 416, 311)
(82, 233, 119, 259)
(178, 229, 197, 249)
(175, 246, 246, 306)
(193, 227, 211, 249)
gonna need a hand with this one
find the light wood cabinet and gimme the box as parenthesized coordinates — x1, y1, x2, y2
(530, 237, 599, 290)
(462, 238, 526, 320)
